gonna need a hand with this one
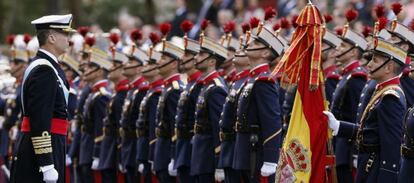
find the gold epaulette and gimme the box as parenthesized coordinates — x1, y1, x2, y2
(99, 87, 110, 96)
(213, 78, 224, 87)
(382, 89, 401, 99)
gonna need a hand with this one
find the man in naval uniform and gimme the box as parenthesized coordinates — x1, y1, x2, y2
(10, 14, 76, 183)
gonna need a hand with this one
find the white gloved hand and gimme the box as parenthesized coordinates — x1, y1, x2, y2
(40, 165, 59, 183)
(65, 154, 72, 166)
(0, 117, 4, 129)
(119, 163, 126, 173)
(1, 164, 10, 178)
(260, 162, 277, 177)
(70, 120, 77, 133)
(91, 158, 99, 170)
(9, 126, 18, 141)
(168, 159, 177, 176)
(322, 111, 340, 136)
(215, 169, 225, 182)
(352, 155, 358, 168)
(149, 161, 155, 174)
(138, 163, 144, 174)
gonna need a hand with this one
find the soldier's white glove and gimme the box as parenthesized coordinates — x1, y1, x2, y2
(138, 163, 144, 174)
(215, 169, 225, 182)
(168, 159, 177, 176)
(260, 162, 277, 177)
(40, 165, 59, 183)
(1, 164, 10, 178)
(118, 163, 126, 173)
(149, 161, 155, 174)
(70, 120, 77, 133)
(353, 155, 358, 168)
(91, 158, 99, 170)
(323, 111, 340, 136)
(65, 154, 72, 166)
(9, 126, 18, 141)
(0, 117, 4, 129)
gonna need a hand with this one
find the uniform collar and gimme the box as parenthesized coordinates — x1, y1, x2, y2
(225, 69, 236, 82)
(92, 79, 108, 92)
(341, 60, 360, 75)
(149, 79, 164, 89)
(164, 73, 181, 86)
(116, 79, 130, 92)
(130, 76, 146, 89)
(250, 63, 269, 77)
(199, 71, 220, 85)
(39, 49, 59, 63)
(187, 71, 202, 83)
(376, 76, 400, 91)
(323, 65, 337, 76)
(234, 69, 250, 81)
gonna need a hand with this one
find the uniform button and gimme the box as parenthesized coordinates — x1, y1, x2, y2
(361, 94, 364, 97)
(14, 156, 17, 160)
(358, 103, 361, 107)
(383, 161, 386, 164)
(393, 164, 396, 168)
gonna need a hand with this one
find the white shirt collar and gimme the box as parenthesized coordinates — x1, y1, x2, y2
(39, 49, 59, 63)
(251, 63, 268, 71)
(164, 73, 180, 81)
(201, 70, 217, 80)
(92, 79, 108, 88)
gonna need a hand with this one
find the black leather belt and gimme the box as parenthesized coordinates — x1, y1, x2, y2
(103, 127, 118, 137)
(155, 127, 171, 138)
(194, 123, 212, 134)
(235, 122, 260, 133)
(358, 143, 379, 154)
(175, 128, 193, 138)
(220, 131, 235, 141)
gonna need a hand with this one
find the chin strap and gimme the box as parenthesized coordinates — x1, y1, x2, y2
(195, 55, 212, 66)
(369, 57, 391, 75)
(109, 65, 123, 72)
(335, 46, 355, 59)
(83, 67, 100, 77)
(180, 56, 195, 65)
(142, 64, 159, 74)
(157, 58, 176, 69)
(246, 46, 268, 52)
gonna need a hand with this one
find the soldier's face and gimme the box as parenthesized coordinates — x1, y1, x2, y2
(233, 50, 250, 68)
(409, 58, 414, 80)
(158, 55, 177, 76)
(108, 62, 124, 82)
(9, 60, 26, 78)
(60, 63, 76, 80)
(50, 30, 70, 56)
(367, 53, 390, 80)
(195, 52, 210, 71)
(83, 63, 100, 82)
(142, 63, 159, 78)
(246, 40, 266, 60)
(179, 52, 196, 73)
(335, 41, 354, 63)
(123, 59, 142, 78)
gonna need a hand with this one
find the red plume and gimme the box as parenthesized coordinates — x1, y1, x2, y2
(249, 17, 260, 29)
(223, 21, 236, 34)
(362, 26, 372, 38)
(272, 23, 281, 31)
(130, 28, 143, 42)
(109, 33, 120, 45)
(291, 14, 299, 28)
(264, 7, 277, 21)
(410, 19, 414, 30)
(149, 32, 160, 45)
(77, 26, 89, 37)
(391, 2, 403, 16)
(374, 4, 386, 19)
(6, 34, 15, 45)
(335, 27, 343, 36)
(23, 33, 32, 44)
(241, 22, 250, 33)
(85, 36, 95, 47)
(377, 17, 388, 31)
(324, 14, 333, 23)
(280, 17, 290, 29)
(201, 19, 210, 31)
(345, 9, 359, 22)
(180, 20, 194, 33)
(159, 22, 172, 37)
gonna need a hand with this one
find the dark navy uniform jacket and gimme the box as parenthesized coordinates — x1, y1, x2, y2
(399, 107, 414, 182)
(11, 50, 69, 183)
(218, 70, 249, 169)
(330, 61, 367, 166)
(68, 85, 91, 159)
(355, 80, 377, 123)
(154, 74, 183, 171)
(119, 76, 148, 168)
(79, 80, 111, 165)
(401, 74, 414, 108)
(337, 77, 406, 183)
(190, 71, 227, 175)
(174, 71, 202, 169)
(98, 79, 129, 170)
(232, 64, 282, 171)
(0, 83, 22, 156)
(136, 79, 163, 163)
(323, 65, 341, 104)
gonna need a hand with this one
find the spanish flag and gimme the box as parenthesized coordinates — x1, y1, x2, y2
(273, 3, 335, 183)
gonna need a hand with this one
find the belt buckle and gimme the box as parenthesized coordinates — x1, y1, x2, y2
(365, 158, 374, 172)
